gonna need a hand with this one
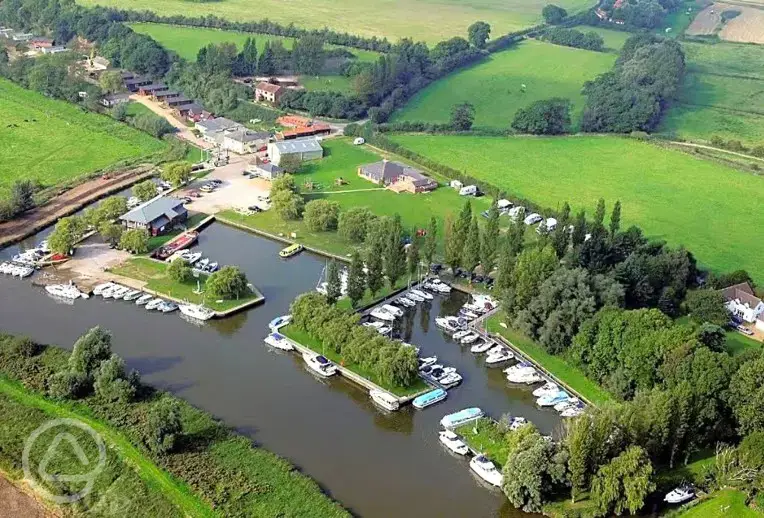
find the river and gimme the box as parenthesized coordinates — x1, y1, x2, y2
(0, 221, 560, 517)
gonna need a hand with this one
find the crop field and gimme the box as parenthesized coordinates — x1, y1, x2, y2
(686, 2, 764, 44)
(391, 134, 764, 281)
(84, 0, 594, 43)
(660, 40, 764, 144)
(0, 79, 165, 195)
(391, 40, 615, 129)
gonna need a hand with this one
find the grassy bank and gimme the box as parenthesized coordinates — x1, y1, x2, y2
(282, 326, 430, 397)
(486, 314, 612, 405)
(109, 257, 263, 312)
(455, 418, 510, 466)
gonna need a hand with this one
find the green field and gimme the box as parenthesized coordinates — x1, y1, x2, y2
(661, 41, 764, 145)
(87, 0, 594, 44)
(0, 79, 166, 195)
(391, 40, 615, 129)
(570, 24, 631, 51)
(679, 489, 762, 518)
(391, 134, 764, 281)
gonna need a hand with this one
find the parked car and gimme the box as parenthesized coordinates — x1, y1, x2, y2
(736, 324, 754, 336)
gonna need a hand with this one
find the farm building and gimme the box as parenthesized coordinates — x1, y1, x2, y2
(357, 159, 437, 193)
(278, 123, 331, 140)
(175, 102, 211, 123)
(166, 95, 194, 108)
(119, 197, 188, 236)
(138, 83, 168, 96)
(124, 76, 152, 92)
(722, 282, 764, 323)
(196, 117, 240, 137)
(267, 138, 323, 165)
(255, 82, 284, 104)
(277, 115, 311, 127)
(247, 158, 283, 180)
(29, 37, 53, 50)
(101, 93, 130, 107)
(153, 90, 180, 101)
(217, 128, 270, 154)
(41, 46, 68, 54)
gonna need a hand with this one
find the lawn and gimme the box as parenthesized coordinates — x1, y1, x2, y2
(391, 39, 615, 129)
(679, 489, 762, 518)
(391, 134, 764, 282)
(296, 139, 384, 192)
(91, 0, 595, 44)
(570, 24, 631, 51)
(0, 79, 166, 195)
(455, 418, 510, 466)
(725, 331, 762, 356)
(281, 326, 430, 397)
(486, 314, 612, 405)
(109, 257, 263, 312)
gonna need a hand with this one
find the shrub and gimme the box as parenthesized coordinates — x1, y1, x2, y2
(94, 355, 137, 403)
(69, 326, 112, 377)
(147, 397, 182, 454)
(48, 370, 89, 400)
(12, 336, 40, 358)
(206, 266, 249, 299)
(304, 199, 340, 231)
(338, 207, 376, 242)
(119, 228, 150, 254)
(168, 258, 193, 283)
(511, 98, 571, 135)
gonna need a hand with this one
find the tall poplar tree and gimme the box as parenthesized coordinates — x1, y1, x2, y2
(384, 214, 406, 288)
(346, 250, 366, 307)
(325, 260, 342, 304)
(423, 216, 438, 268)
(481, 199, 500, 275)
(463, 217, 481, 276)
(444, 214, 461, 273)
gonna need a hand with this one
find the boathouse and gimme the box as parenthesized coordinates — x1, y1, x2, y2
(119, 197, 188, 236)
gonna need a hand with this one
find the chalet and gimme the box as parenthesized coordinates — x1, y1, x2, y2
(721, 282, 764, 324)
(154, 90, 180, 102)
(124, 76, 152, 92)
(29, 37, 53, 50)
(255, 82, 284, 104)
(175, 102, 211, 123)
(247, 158, 283, 180)
(119, 197, 187, 236)
(166, 95, 194, 108)
(196, 117, 241, 138)
(279, 123, 331, 140)
(138, 83, 168, 96)
(267, 138, 323, 165)
(357, 159, 437, 194)
(101, 93, 130, 108)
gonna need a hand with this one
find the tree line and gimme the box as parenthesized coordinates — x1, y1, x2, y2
(538, 27, 604, 51)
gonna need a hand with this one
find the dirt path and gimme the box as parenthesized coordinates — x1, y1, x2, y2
(0, 165, 154, 248)
(0, 474, 56, 518)
(668, 140, 764, 162)
(129, 95, 211, 149)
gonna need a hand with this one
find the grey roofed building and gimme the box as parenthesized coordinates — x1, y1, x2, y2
(226, 128, 269, 144)
(119, 197, 187, 235)
(195, 117, 241, 135)
(270, 138, 323, 154)
(247, 158, 283, 180)
(358, 159, 437, 192)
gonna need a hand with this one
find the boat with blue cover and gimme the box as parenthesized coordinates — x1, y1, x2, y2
(440, 407, 484, 428)
(269, 315, 292, 331)
(412, 388, 447, 409)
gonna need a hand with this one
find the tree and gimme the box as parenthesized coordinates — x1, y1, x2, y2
(94, 354, 138, 403)
(450, 102, 475, 131)
(511, 98, 571, 135)
(69, 327, 113, 378)
(111, 102, 128, 122)
(98, 70, 124, 93)
(462, 217, 481, 276)
(384, 214, 406, 288)
(292, 34, 325, 75)
(729, 356, 764, 434)
(424, 216, 438, 268)
(338, 207, 375, 243)
(132, 113, 174, 138)
(133, 180, 158, 202)
(197, 42, 238, 75)
(272, 190, 305, 220)
(366, 245, 384, 298)
(509, 245, 559, 311)
(206, 266, 249, 299)
(467, 21, 491, 48)
(444, 214, 461, 273)
(49, 216, 86, 255)
(542, 4, 568, 24)
(278, 154, 302, 174)
(594, 198, 606, 228)
(48, 370, 89, 400)
(552, 202, 571, 258)
(257, 41, 276, 75)
(684, 289, 729, 327)
(481, 200, 500, 275)
(571, 210, 587, 247)
(98, 196, 128, 222)
(346, 250, 366, 308)
(119, 228, 150, 254)
(591, 446, 654, 517)
(168, 258, 193, 283)
(406, 240, 420, 277)
(10, 179, 36, 214)
(161, 162, 192, 187)
(147, 397, 182, 454)
(11, 336, 40, 358)
(325, 260, 342, 304)
(236, 37, 258, 76)
(609, 200, 622, 237)
(304, 199, 340, 231)
(98, 221, 123, 245)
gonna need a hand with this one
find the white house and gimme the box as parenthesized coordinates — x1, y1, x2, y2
(267, 138, 323, 166)
(220, 129, 269, 154)
(721, 282, 764, 324)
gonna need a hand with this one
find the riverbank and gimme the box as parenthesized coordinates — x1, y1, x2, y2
(0, 332, 349, 517)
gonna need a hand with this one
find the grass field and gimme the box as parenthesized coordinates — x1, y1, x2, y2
(88, 0, 594, 44)
(570, 25, 631, 51)
(391, 134, 764, 282)
(679, 489, 762, 518)
(0, 79, 166, 196)
(391, 40, 615, 129)
(661, 40, 764, 145)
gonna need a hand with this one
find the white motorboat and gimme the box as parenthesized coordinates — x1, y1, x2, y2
(100, 286, 116, 298)
(419, 364, 443, 376)
(93, 282, 114, 296)
(555, 398, 580, 412)
(418, 356, 438, 368)
(159, 301, 179, 313)
(15, 266, 34, 278)
(470, 455, 503, 487)
(0, 262, 11, 274)
(471, 340, 493, 354)
(135, 294, 153, 305)
(439, 430, 469, 455)
(431, 367, 457, 381)
(664, 485, 695, 504)
(185, 252, 202, 264)
(123, 289, 143, 301)
(127, 196, 141, 209)
(506, 363, 543, 384)
(104, 285, 125, 299)
(561, 405, 585, 418)
(440, 372, 463, 388)
(382, 304, 404, 317)
(370, 389, 400, 411)
(533, 382, 560, 398)
(435, 316, 463, 334)
(370, 308, 395, 322)
(303, 352, 337, 378)
(452, 330, 471, 341)
(145, 298, 164, 310)
(268, 315, 292, 331)
(485, 347, 513, 365)
(45, 283, 82, 300)
(206, 262, 219, 272)
(113, 286, 132, 299)
(363, 321, 385, 330)
(376, 326, 392, 335)
(537, 391, 570, 407)
(264, 332, 293, 351)
(463, 302, 487, 314)
(406, 291, 425, 302)
(37, 240, 50, 253)
(397, 297, 415, 308)
(460, 333, 480, 345)
(176, 303, 214, 320)
(197, 258, 210, 269)
(459, 309, 479, 320)
(411, 288, 433, 300)
(430, 279, 451, 293)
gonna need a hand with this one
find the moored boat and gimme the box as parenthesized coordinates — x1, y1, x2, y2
(460, 332, 480, 344)
(264, 332, 293, 351)
(406, 291, 425, 302)
(381, 304, 404, 317)
(93, 282, 114, 296)
(370, 308, 395, 321)
(303, 352, 337, 378)
(158, 301, 179, 313)
(440, 407, 484, 429)
(537, 390, 570, 407)
(268, 315, 292, 331)
(439, 372, 463, 388)
(470, 340, 493, 354)
(123, 289, 143, 301)
(533, 381, 560, 398)
(177, 303, 215, 320)
(279, 243, 304, 258)
(439, 430, 469, 455)
(412, 388, 447, 409)
(485, 346, 513, 365)
(145, 298, 164, 310)
(44, 283, 82, 300)
(411, 288, 433, 300)
(135, 294, 153, 305)
(664, 485, 695, 504)
(370, 389, 400, 411)
(470, 455, 503, 487)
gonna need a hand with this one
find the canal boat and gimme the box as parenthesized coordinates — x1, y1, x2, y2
(268, 315, 292, 331)
(370, 389, 400, 411)
(264, 332, 293, 351)
(410, 288, 433, 300)
(370, 308, 395, 322)
(158, 301, 179, 313)
(123, 290, 143, 301)
(485, 347, 513, 365)
(154, 231, 198, 260)
(460, 333, 480, 345)
(412, 388, 447, 409)
(537, 390, 570, 407)
(45, 283, 83, 300)
(145, 298, 165, 310)
(178, 303, 215, 321)
(279, 243, 304, 258)
(439, 372, 463, 388)
(532, 382, 560, 398)
(135, 294, 153, 305)
(92, 282, 114, 296)
(381, 304, 404, 317)
(406, 291, 425, 302)
(469, 455, 503, 488)
(439, 430, 469, 456)
(470, 340, 493, 354)
(303, 352, 338, 378)
(440, 407, 484, 429)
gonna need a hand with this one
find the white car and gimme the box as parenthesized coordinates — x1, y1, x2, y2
(524, 213, 542, 226)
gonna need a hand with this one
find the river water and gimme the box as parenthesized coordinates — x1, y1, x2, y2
(0, 222, 560, 517)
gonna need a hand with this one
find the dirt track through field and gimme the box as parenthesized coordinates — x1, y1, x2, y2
(0, 475, 55, 518)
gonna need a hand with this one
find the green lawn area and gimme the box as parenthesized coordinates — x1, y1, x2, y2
(109, 257, 262, 312)
(660, 40, 764, 145)
(281, 326, 430, 397)
(725, 331, 762, 356)
(128, 23, 375, 93)
(455, 418, 510, 466)
(146, 212, 209, 251)
(392, 39, 615, 129)
(391, 134, 764, 282)
(486, 314, 613, 405)
(570, 24, 631, 51)
(0, 79, 166, 195)
(99, 0, 595, 44)
(125, 101, 154, 117)
(679, 489, 762, 518)
(296, 138, 383, 192)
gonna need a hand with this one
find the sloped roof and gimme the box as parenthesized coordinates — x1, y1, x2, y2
(197, 117, 241, 133)
(271, 138, 323, 154)
(256, 82, 283, 94)
(120, 197, 185, 225)
(721, 282, 762, 308)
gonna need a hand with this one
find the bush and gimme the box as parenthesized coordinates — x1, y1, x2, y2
(206, 266, 249, 299)
(12, 336, 40, 358)
(540, 27, 604, 51)
(338, 207, 376, 242)
(132, 113, 174, 138)
(94, 355, 137, 403)
(304, 199, 340, 231)
(119, 228, 150, 254)
(168, 258, 193, 283)
(147, 397, 182, 454)
(542, 4, 568, 24)
(511, 98, 571, 135)
(48, 370, 89, 400)
(69, 326, 112, 377)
